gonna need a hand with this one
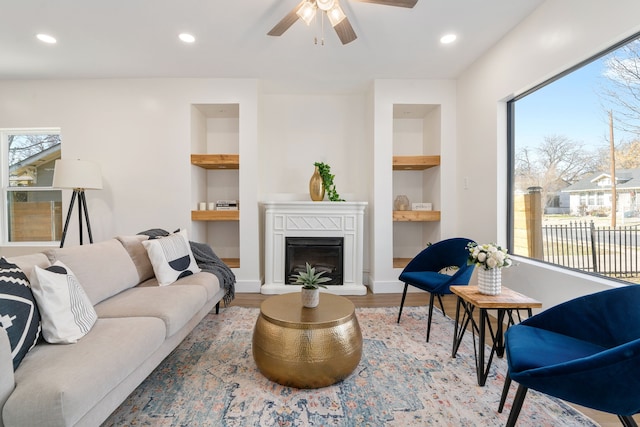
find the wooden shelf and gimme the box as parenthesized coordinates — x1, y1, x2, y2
(393, 210, 441, 222)
(222, 258, 240, 268)
(392, 155, 440, 170)
(191, 154, 239, 169)
(191, 210, 239, 221)
(393, 258, 412, 269)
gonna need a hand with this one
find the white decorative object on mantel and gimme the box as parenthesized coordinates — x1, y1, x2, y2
(262, 200, 368, 296)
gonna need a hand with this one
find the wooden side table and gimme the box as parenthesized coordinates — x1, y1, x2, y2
(450, 285, 542, 386)
(252, 292, 363, 389)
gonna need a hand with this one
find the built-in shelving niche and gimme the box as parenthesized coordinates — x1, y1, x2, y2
(191, 104, 240, 268)
(392, 104, 442, 269)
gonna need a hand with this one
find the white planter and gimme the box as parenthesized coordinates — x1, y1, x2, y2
(301, 288, 320, 308)
(477, 268, 502, 295)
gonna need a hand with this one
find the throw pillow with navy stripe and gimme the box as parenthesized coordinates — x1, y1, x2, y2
(0, 257, 41, 370)
(30, 261, 98, 344)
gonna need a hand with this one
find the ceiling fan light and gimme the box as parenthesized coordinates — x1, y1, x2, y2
(316, 0, 335, 12)
(296, 1, 317, 26)
(327, 4, 346, 27)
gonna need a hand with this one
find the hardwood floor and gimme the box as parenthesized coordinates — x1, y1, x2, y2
(230, 291, 633, 427)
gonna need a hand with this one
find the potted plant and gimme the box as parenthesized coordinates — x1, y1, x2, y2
(467, 242, 512, 295)
(313, 162, 344, 202)
(292, 262, 331, 308)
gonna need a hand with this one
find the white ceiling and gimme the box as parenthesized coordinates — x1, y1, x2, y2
(0, 0, 543, 90)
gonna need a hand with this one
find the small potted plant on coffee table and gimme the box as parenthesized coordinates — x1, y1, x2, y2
(292, 262, 331, 308)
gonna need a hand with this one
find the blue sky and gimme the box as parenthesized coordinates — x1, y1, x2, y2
(514, 54, 636, 155)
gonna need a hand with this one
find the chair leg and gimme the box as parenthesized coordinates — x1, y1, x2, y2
(397, 283, 409, 323)
(618, 415, 639, 427)
(505, 384, 528, 427)
(426, 292, 436, 342)
(436, 293, 446, 317)
(498, 372, 512, 413)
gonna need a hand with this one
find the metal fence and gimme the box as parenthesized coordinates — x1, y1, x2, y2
(541, 221, 640, 279)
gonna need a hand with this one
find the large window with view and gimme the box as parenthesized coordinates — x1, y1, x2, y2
(1, 130, 62, 244)
(509, 33, 640, 284)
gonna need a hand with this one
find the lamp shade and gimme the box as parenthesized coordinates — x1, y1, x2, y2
(52, 159, 103, 190)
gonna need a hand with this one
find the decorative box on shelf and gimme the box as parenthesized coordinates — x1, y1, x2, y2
(216, 200, 239, 211)
(412, 202, 433, 211)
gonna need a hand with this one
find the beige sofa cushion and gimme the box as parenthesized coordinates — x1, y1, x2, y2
(45, 239, 140, 305)
(2, 317, 166, 427)
(0, 328, 14, 425)
(116, 235, 154, 283)
(138, 271, 221, 301)
(6, 253, 51, 282)
(95, 284, 207, 337)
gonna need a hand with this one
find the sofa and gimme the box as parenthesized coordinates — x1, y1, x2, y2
(0, 234, 226, 427)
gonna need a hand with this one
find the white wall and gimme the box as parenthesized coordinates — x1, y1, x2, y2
(0, 79, 370, 287)
(258, 92, 372, 274)
(456, 0, 640, 305)
(0, 78, 262, 290)
(258, 93, 370, 201)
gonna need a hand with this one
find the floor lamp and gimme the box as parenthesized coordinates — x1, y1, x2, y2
(52, 159, 103, 248)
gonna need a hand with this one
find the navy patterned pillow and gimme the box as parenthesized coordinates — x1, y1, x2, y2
(0, 257, 41, 370)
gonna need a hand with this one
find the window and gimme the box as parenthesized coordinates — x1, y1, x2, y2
(1, 129, 62, 244)
(508, 33, 640, 284)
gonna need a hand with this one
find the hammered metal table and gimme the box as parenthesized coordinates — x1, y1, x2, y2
(252, 292, 363, 389)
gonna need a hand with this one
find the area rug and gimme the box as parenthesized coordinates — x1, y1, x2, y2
(103, 306, 598, 426)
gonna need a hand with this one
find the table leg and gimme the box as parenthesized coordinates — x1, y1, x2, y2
(477, 308, 487, 385)
(452, 296, 462, 357)
(495, 309, 506, 358)
(452, 297, 474, 358)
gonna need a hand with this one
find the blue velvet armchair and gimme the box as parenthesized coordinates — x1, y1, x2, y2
(397, 237, 476, 342)
(500, 285, 640, 427)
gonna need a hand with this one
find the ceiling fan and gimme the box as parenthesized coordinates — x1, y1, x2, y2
(268, 0, 418, 45)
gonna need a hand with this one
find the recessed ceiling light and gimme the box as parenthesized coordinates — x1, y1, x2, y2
(36, 34, 57, 44)
(179, 33, 196, 43)
(440, 34, 457, 44)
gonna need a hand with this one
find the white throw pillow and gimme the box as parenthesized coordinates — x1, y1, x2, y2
(30, 261, 98, 344)
(438, 265, 460, 276)
(141, 229, 201, 286)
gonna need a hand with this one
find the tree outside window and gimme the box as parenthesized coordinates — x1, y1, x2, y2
(2, 130, 62, 243)
(509, 34, 640, 284)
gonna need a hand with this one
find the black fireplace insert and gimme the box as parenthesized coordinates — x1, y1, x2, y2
(285, 237, 344, 286)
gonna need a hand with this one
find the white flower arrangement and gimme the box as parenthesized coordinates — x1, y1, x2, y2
(467, 242, 512, 270)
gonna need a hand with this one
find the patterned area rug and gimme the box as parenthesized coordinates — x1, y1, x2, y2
(103, 305, 598, 426)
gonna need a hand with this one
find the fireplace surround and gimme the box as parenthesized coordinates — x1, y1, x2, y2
(262, 201, 367, 295)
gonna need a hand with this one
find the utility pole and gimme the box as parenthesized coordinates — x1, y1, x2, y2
(609, 110, 617, 228)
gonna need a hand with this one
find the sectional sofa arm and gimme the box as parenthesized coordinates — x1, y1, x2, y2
(0, 327, 15, 425)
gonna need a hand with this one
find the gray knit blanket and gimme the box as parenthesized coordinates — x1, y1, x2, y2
(137, 229, 235, 306)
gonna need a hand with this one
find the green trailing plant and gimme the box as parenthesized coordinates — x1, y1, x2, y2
(292, 262, 331, 289)
(313, 162, 344, 201)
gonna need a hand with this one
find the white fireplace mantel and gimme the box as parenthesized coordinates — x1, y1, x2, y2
(262, 201, 368, 295)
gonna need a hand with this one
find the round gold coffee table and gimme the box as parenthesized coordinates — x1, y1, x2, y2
(252, 292, 363, 389)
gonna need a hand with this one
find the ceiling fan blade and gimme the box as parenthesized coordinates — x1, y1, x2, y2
(352, 0, 418, 8)
(268, 0, 306, 36)
(333, 17, 357, 45)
